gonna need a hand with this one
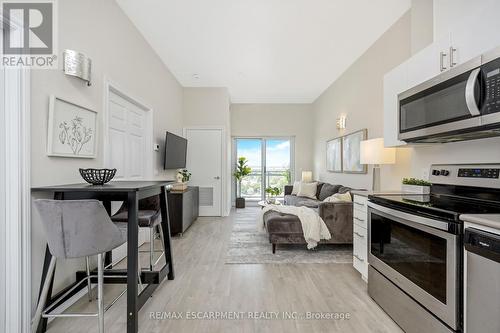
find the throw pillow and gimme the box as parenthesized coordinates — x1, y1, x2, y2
(297, 182, 318, 199)
(323, 192, 352, 203)
(318, 183, 342, 201)
(291, 181, 301, 195)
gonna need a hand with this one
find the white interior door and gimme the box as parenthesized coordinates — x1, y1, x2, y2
(185, 128, 222, 216)
(106, 89, 151, 261)
(107, 91, 149, 180)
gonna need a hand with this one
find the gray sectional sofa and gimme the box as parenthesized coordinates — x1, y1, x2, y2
(264, 182, 353, 253)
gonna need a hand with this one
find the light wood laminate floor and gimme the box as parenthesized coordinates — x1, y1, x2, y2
(46, 207, 402, 333)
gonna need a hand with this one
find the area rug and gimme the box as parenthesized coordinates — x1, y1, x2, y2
(225, 209, 353, 264)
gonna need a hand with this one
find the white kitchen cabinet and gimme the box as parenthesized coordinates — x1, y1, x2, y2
(407, 33, 451, 88)
(450, 4, 500, 67)
(383, 63, 407, 147)
(352, 194, 368, 281)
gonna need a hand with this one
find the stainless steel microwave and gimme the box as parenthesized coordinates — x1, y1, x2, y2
(398, 47, 500, 143)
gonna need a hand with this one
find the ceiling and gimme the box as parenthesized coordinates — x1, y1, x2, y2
(117, 0, 411, 103)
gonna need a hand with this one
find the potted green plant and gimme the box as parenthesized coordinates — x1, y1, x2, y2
(173, 169, 191, 191)
(265, 186, 282, 204)
(234, 157, 252, 208)
(402, 178, 432, 194)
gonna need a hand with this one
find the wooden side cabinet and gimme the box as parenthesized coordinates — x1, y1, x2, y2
(167, 186, 199, 236)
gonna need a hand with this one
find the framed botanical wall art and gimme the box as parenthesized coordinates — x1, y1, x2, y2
(326, 137, 342, 172)
(342, 129, 367, 174)
(47, 95, 97, 158)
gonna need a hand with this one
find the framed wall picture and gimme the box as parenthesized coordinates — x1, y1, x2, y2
(47, 95, 97, 158)
(342, 129, 367, 174)
(326, 137, 342, 172)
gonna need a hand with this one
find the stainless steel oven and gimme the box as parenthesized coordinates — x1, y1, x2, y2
(398, 46, 500, 143)
(368, 202, 459, 330)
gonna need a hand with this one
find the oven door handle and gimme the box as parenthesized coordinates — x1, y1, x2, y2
(465, 68, 481, 116)
(367, 201, 450, 232)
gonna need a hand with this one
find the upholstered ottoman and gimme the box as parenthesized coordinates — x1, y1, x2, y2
(264, 210, 307, 253)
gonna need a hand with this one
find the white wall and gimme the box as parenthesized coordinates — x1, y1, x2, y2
(312, 12, 413, 190)
(433, 0, 497, 40)
(182, 87, 232, 215)
(30, 0, 183, 312)
(230, 103, 314, 181)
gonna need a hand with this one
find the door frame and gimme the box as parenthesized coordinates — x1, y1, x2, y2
(231, 136, 295, 204)
(1, 67, 31, 332)
(183, 126, 227, 216)
(103, 78, 154, 179)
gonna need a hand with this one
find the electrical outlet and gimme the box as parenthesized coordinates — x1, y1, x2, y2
(422, 168, 429, 180)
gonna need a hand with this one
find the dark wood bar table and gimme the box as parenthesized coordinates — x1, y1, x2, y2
(32, 181, 175, 333)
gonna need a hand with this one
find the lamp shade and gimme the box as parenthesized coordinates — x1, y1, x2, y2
(360, 138, 396, 165)
(301, 171, 313, 182)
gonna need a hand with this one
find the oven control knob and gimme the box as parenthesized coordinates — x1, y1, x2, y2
(432, 169, 440, 176)
(440, 169, 450, 176)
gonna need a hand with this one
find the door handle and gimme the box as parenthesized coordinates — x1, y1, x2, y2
(353, 254, 364, 262)
(214, 176, 220, 180)
(449, 46, 457, 67)
(465, 68, 481, 116)
(440, 51, 447, 72)
(354, 231, 365, 238)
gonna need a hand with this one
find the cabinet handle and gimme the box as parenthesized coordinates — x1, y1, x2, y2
(353, 254, 364, 262)
(440, 51, 448, 72)
(449, 47, 457, 67)
(354, 231, 365, 238)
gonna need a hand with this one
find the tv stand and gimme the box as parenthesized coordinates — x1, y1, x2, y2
(167, 186, 199, 236)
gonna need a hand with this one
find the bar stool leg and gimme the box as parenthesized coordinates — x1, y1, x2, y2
(97, 253, 104, 333)
(158, 224, 166, 263)
(149, 228, 155, 271)
(85, 256, 93, 301)
(31, 256, 56, 333)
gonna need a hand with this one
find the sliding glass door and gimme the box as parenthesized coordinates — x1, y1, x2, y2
(234, 137, 293, 203)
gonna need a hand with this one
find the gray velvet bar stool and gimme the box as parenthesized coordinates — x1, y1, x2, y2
(111, 195, 166, 271)
(32, 199, 131, 333)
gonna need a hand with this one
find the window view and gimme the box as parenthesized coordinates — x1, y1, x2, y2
(235, 138, 292, 202)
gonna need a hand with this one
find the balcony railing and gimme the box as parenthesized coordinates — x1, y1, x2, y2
(240, 169, 291, 201)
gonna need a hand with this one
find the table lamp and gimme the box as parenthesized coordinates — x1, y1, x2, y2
(360, 138, 396, 191)
(301, 171, 313, 183)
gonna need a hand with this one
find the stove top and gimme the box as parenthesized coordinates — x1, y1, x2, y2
(369, 164, 500, 223)
(369, 194, 500, 222)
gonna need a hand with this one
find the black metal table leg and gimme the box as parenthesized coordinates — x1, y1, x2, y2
(126, 192, 139, 333)
(159, 186, 175, 280)
(102, 200, 113, 267)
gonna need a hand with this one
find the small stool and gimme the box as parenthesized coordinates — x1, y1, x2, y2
(111, 196, 166, 271)
(32, 199, 131, 333)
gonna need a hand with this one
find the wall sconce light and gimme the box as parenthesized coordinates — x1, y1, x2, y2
(63, 49, 92, 86)
(336, 115, 347, 129)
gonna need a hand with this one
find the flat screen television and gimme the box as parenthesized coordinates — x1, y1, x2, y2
(164, 132, 187, 169)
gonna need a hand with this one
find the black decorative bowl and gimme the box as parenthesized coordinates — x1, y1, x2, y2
(79, 168, 116, 185)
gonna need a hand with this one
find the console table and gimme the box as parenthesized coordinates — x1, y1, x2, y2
(168, 186, 199, 236)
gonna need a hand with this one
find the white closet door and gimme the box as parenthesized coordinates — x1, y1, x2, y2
(185, 129, 222, 216)
(107, 91, 147, 179)
(107, 90, 150, 261)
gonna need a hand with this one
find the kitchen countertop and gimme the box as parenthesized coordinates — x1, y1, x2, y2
(351, 190, 408, 197)
(460, 214, 500, 230)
